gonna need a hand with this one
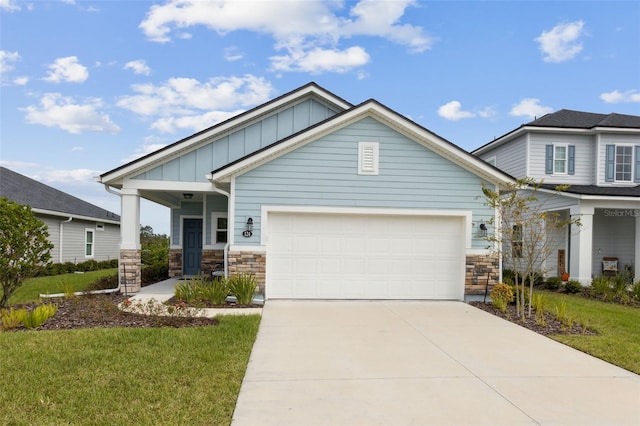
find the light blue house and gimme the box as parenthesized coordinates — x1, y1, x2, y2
(99, 83, 513, 300)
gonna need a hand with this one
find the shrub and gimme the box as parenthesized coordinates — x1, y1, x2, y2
(632, 281, 640, 301)
(86, 274, 118, 291)
(490, 282, 514, 313)
(564, 280, 583, 294)
(22, 304, 58, 328)
(142, 262, 169, 286)
(175, 281, 196, 304)
(545, 277, 562, 291)
(1, 307, 27, 331)
(196, 277, 229, 305)
(228, 273, 257, 305)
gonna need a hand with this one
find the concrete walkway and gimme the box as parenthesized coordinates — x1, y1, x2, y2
(232, 300, 640, 426)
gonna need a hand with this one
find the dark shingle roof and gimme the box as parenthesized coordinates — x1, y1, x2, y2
(0, 167, 120, 222)
(541, 183, 640, 197)
(528, 109, 640, 129)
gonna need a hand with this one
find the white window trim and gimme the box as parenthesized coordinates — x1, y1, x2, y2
(614, 144, 633, 183)
(485, 156, 497, 167)
(553, 144, 568, 175)
(358, 141, 379, 175)
(85, 228, 95, 258)
(95, 222, 105, 231)
(211, 212, 228, 248)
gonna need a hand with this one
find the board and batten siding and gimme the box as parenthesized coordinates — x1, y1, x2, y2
(233, 116, 495, 249)
(597, 134, 640, 185)
(479, 135, 527, 178)
(133, 98, 338, 183)
(528, 133, 595, 184)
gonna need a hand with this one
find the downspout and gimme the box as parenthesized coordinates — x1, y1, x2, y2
(59, 217, 72, 263)
(210, 181, 230, 279)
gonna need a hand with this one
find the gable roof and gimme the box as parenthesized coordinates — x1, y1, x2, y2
(208, 98, 515, 186)
(1, 167, 120, 223)
(99, 82, 353, 186)
(473, 108, 640, 155)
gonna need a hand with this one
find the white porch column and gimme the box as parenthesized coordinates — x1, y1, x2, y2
(120, 188, 141, 249)
(635, 214, 640, 282)
(119, 188, 141, 293)
(570, 206, 594, 285)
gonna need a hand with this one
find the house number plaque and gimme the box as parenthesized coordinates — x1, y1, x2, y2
(242, 230, 252, 238)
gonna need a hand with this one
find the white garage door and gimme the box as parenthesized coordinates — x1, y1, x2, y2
(266, 212, 465, 300)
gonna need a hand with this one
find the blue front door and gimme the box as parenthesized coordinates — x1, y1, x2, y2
(183, 219, 202, 276)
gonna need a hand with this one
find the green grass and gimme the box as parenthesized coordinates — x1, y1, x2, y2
(7, 269, 117, 305)
(0, 315, 260, 425)
(540, 291, 640, 374)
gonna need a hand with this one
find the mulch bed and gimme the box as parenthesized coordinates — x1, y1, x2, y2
(7, 293, 219, 332)
(469, 301, 596, 336)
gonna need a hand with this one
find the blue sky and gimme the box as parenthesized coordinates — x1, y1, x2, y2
(1, 0, 639, 235)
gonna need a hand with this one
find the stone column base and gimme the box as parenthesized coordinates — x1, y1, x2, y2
(202, 249, 225, 276)
(465, 254, 499, 295)
(228, 251, 266, 294)
(169, 249, 182, 278)
(120, 249, 141, 294)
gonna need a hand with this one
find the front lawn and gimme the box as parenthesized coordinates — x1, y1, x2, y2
(540, 291, 640, 374)
(7, 269, 118, 305)
(0, 315, 260, 425)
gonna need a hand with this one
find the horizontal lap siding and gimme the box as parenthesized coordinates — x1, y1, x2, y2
(480, 135, 527, 177)
(234, 117, 494, 248)
(597, 134, 639, 185)
(529, 134, 594, 184)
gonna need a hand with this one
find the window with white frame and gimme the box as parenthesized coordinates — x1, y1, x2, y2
(615, 145, 632, 182)
(85, 229, 95, 257)
(486, 156, 497, 167)
(512, 224, 523, 258)
(211, 213, 228, 244)
(553, 145, 567, 174)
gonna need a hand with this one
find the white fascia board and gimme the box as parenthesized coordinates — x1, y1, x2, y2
(210, 102, 513, 186)
(32, 208, 120, 225)
(100, 85, 352, 185)
(124, 179, 217, 192)
(537, 186, 640, 202)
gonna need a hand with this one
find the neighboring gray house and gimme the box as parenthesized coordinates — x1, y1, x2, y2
(0, 167, 120, 264)
(473, 109, 640, 284)
(99, 82, 513, 299)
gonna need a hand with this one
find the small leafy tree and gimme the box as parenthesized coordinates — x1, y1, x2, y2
(140, 225, 169, 265)
(481, 178, 580, 320)
(0, 198, 53, 307)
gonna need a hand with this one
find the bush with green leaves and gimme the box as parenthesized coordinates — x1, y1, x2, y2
(22, 304, 58, 329)
(196, 277, 229, 305)
(490, 282, 514, 313)
(228, 273, 257, 305)
(175, 281, 197, 304)
(564, 280, 583, 294)
(632, 281, 640, 301)
(1, 307, 27, 331)
(545, 276, 562, 291)
(142, 262, 169, 285)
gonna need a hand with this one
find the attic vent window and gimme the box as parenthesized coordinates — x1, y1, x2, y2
(358, 142, 379, 175)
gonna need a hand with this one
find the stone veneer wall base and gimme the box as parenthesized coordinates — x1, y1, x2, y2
(120, 249, 141, 294)
(228, 251, 266, 294)
(465, 254, 500, 295)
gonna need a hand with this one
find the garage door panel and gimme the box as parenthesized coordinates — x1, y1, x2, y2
(267, 212, 464, 300)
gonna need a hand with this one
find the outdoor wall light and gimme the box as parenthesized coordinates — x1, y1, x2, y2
(479, 222, 487, 236)
(183, 193, 193, 200)
(246, 217, 253, 232)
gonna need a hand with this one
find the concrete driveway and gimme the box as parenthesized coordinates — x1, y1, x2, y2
(232, 301, 640, 426)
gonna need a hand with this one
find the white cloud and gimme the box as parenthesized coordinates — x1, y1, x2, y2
(224, 46, 243, 62)
(71, 146, 84, 151)
(44, 56, 89, 83)
(22, 93, 120, 134)
(0, 160, 39, 169)
(124, 59, 151, 75)
(271, 46, 370, 73)
(535, 20, 585, 63)
(510, 98, 553, 119)
(600, 89, 640, 104)
(0, 0, 20, 11)
(0, 50, 20, 73)
(36, 168, 100, 186)
(13, 76, 29, 85)
(117, 74, 274, 133)
(138, 0, 433, 74)
(438, 101, 475, 121)
(121, 143, 169, 164)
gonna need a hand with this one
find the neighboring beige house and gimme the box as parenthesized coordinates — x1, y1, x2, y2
(1, 167, 120, 264)
(473, 109, 640, 284)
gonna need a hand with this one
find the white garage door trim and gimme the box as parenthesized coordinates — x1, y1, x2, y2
(262, 206, 470, 301)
